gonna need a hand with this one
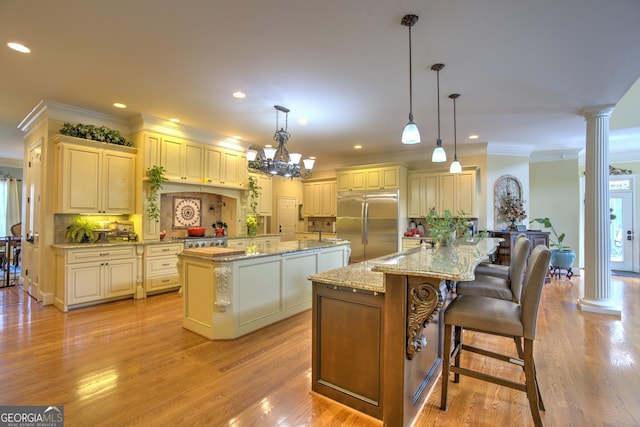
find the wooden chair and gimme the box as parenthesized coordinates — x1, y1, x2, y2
(456, 234, 531, 303)
(440, 245, 551, 427)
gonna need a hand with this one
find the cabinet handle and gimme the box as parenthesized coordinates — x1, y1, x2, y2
(99, 253, 110, 256)
(161, 248, 170, 252)
(162, 279, 170, 283)
(162, 263, 170, 267)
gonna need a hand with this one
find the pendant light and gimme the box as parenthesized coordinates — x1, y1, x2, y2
(431, 63, 447, 162)
(401, 14, 420, 144)
(449, 93, 462, 173)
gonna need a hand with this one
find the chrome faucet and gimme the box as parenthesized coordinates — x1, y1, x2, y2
(313, 230, 322, 241)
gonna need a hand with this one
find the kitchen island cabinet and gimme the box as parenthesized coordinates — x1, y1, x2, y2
(178, 240, 350, 339)
(308, 238, 502, 426)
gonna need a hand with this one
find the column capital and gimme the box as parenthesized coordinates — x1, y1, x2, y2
(581, 105, 615, 120)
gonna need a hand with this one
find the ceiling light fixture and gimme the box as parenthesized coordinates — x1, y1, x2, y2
(449, 93, 462, 173)
(113, 103, 127, 109)
(246, 105, 314, 179)
(401, 14, 420, 145)
(431, 63, 447, 162)
(233, 91, 246, 99)
(7, 42, 30, 53)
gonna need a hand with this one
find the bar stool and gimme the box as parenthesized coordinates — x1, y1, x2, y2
(456, 234, 531, 303)
(440, 245, 551, 427)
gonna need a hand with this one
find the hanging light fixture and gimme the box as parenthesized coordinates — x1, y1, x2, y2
(401, 14, 420, 144)
(431, 63, 447, 162)
(449, 93, 462, 173)
(246, 105, 314, 179)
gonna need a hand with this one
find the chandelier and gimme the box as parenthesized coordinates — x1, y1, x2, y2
(246, 105, 314, 178)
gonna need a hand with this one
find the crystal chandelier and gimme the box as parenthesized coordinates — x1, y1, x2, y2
(246, 105, 314, 178)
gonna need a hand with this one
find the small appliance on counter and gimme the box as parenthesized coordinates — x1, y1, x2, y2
(110, 221, 137, 241)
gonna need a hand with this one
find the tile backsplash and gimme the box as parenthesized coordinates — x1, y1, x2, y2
(306, 216, 336, 233)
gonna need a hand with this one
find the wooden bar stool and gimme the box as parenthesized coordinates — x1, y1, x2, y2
(440, 245, 551, 427)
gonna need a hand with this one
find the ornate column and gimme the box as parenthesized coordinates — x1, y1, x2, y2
(578, 105, 621, 316)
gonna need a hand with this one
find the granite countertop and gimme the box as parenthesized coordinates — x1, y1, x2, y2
(178, 239, 350, 262)
(309, 238, 502, 293)
(51, 234, 284, 249)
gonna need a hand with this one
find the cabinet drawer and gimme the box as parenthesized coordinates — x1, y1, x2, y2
(68, 246, 136, 264)
(145, 243, 183, 257)
(147, 274, 181, 292)
(146, 257, 178, 275)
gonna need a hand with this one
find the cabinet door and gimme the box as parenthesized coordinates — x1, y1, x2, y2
(67, 263, 102, 305)
(381, 167, 400, 189)
(160, 137, 184, 180)
(366, 168, 382, 190)
(104, 259, 136, 297)
(183, 142, 204, 182)
(351, 170, 366, 190)
(221, 150, 241, 185)
(143, 133, 161, 170)
(102, 151, 135, 213)
(407, 175, 423, 218)
(258, 176, 272, 216)
(312, 183, 322, 216)
(456, 171, 477, 216)
(439, 174, 456, 213)
(204, 147, 223, 184)
(321, 181, 336, 216)
(424, 174, 439, 214)
(60, 144, 101, 213)
(302, 183, 314, 217)
(336, 172, 352, 192)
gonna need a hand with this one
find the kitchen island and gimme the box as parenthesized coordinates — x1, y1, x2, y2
(178, 239, 350, 339)
(308, 238, 502, 425)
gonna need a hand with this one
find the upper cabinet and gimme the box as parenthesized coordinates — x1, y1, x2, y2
(248, 173, 273, 216)
(161, 136, 203, 182)
(54, 135, 136, 214)
(205, 147, 246, 187)
(336, 165, 405, 192)
(408, 169, 477, 217)
(135, 131, 247, 189)
(303, 180, 336, 217)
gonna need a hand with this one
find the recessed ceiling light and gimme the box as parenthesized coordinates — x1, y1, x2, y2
(7, 42, 30, 53)
(469, 134, 479, 140)
(297, 118, 308, 125)
(232, 91, 246, 99)
(354, 145, 362, 149)
(113, 103, 127, 109)
(169, 118, 180, 123)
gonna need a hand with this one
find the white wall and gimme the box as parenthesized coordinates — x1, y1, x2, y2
(486, 155, 530, 230)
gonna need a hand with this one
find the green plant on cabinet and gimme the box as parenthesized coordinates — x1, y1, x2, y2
(146, 165, 167, 221)
(247, 175, 262, 236)
(424, 208, 467, 246)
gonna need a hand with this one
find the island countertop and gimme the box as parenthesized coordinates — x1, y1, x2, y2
(178, 239, 350, 262)
(308, 238, 502, 293)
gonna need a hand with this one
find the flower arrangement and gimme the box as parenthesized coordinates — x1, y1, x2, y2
(498, 193, 526, 228)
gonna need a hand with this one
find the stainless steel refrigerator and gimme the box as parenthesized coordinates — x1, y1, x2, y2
(337, 190, 399, 263)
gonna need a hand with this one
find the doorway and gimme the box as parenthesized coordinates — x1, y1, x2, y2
(277, 196, 297, 241)
(609, 176, 635, 272)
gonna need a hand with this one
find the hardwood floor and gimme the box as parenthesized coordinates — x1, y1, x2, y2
(1, 273, 639, 426)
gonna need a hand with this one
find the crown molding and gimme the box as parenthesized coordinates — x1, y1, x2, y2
(486, 142, 533, 157)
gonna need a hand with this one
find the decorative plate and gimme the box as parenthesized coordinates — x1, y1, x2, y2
(173, 197, 201, 227)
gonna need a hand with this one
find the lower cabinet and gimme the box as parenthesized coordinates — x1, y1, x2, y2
(144, 243, 183, 295)
(227, 235, 281, 250)
(54, 246, 137, 312)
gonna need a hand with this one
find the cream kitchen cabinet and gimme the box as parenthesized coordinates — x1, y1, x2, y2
(144, 243, 182, 295)
(248, 173, 273, 216)
(303, 180, 336, 217)
(53, 245, 137, 312)
(205, 147, 246, 187)
(54, 135, 136, 214)
(408, 173, 439, 217)
(336, 169, 366, 192)
(408, 169, 477, 217)
(227, 235, 281, 250)
(336, 165, 405, 192)
(161, 136, 204, 182)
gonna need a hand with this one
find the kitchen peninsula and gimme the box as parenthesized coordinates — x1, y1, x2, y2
(309, 238, 502, 426)
(178, 239, 350, 339)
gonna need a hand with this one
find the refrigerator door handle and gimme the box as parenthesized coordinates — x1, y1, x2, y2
(363, 202, 369, 244)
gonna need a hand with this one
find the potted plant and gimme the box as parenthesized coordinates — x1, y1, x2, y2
(529, 217, 575, 269)
(246, 175, 262, 236)
(424, 208, 466, 246)
(146, 165, 167, 223)
(65, 216, 98, 243)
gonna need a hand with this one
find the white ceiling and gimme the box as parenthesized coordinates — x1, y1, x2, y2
(1, 0, 640, 170)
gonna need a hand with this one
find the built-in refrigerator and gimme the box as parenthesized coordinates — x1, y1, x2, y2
(337, 190, 399, 263)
